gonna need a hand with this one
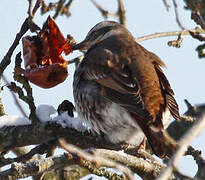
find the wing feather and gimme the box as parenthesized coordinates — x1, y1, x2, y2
(81, 47, 152, 121)
(154, 63, 180, 121)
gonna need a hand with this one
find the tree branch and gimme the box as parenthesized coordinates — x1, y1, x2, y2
(117, 0, 126, 25)
(157, 114, 205, 180)
(0, 0, 42, 77)
(2, 75, 28, 118)
(60, 139, 134, 180)
(0, 139, 165, 180)
(0, 79, 5, 116)
(0, 154, 70, 180)
(162, 0, 170, 11)
(172, 0, 185, 30)
(0, 18, 30, 77)
(135, 28, 205, 42)
(90, 148, 164, 179)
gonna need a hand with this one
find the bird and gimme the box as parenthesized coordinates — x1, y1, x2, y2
(72, 21, 181, 158)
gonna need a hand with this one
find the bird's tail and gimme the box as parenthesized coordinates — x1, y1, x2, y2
(131, 112, 178, 158)
(142, 125, 178, 158)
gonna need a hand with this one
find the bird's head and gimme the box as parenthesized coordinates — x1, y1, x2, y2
(73, 21, 130, 51)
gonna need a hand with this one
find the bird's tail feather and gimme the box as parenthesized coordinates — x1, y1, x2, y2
(143, 125, 177, 158)
(131, 113, 177, 158)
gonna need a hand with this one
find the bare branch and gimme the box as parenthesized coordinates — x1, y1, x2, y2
(91, 148, 164, 179)
(2, 75, 28, 118)
(0, 139, 165, 180)
(162, 0, 170, 11)
(59, 139, 134, 180)
(157, 114, 205, 180)
(168, 33, 184, 48)
(172, 0, 185, 30)
(0, 139, 57, 168)
(91, 0, 109, 19)
(135, 28, 205, 42)
(0, 118, 165, 179)
(63, 0, 74, 17)
(191, 12, 205, 30)
(27, 0, 34, 17)
(117, 0, 126, 25)
(186, 147, 205, 179)
(13, 53, 38, 122)
(0, 18, 30, 77)
(0, 154, 70, 179)
(41, 0, 74, 18)
(53, 0, 66, 19)
(32, 0, 43, 16)
(0, 80, 5, 116)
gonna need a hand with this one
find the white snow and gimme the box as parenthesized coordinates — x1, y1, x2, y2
(53, 112, 87, 132)
(35, 104, 57, 122)
(0, 115, 31, 128)
(0, 104, 87, 132)
(35, 104, 87, 132)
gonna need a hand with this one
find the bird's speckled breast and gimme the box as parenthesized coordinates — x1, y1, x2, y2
(73, 71, 144, 145)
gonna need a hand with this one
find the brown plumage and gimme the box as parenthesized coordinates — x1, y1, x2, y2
(73, 21, 180, 158)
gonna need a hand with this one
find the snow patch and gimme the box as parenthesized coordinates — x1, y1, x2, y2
(35, 104, 87, 132)
(53, 112, 87, 132)
(0, 115, 31, 128)
(0, 105, 87, 132)
(35, 104, 56, 122)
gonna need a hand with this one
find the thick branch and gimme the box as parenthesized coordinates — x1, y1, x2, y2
(0, 154, 70, 180)
(91, 149, 164, 179)
(0, 144, 165, 180)
(60, 139, 134, 180)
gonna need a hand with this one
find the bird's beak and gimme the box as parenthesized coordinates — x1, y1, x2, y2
(73, 40, 88, 51)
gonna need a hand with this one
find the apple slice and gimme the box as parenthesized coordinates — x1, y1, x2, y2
(17, 16, 73, 88)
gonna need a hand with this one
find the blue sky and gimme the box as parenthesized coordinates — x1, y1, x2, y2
(1, 0, 205, 178)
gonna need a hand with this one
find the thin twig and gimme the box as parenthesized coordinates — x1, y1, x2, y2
(2, 75, 28, 118)
(63, 0, 74, 17)
(59, 139, 134, 180)
(27, 0, 34, 17)
(90, 0, 109, 19)
(13, 53, 37, 122)
(0, 139, 57, 167)
(135, 28, 205, 42)
(0, 79, 5, 116)
(186, 146, 205, 179)
(32, 0, 43, 16)
(157, 114, 205, 180)
(162, 0, 170, 11)
(172, 0, 185, 30)
(53, 0, 66, 19)
(168, 33, 184, 48)
(117, 0, 126, 25)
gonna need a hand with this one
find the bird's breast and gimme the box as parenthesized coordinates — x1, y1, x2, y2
(73, 77, 144, 145)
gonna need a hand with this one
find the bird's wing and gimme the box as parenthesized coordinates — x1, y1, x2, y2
(81, 47, 153, 122)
